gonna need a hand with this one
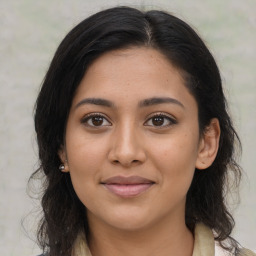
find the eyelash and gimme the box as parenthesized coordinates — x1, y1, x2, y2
(144, 113, 177, 128)
(81, 112, 177, 128)
(81, 113, 111, 127)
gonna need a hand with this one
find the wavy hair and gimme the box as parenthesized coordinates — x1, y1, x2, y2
(32, 6, 241, 256)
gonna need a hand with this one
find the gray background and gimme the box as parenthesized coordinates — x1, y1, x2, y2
(0, 0, 255, 255)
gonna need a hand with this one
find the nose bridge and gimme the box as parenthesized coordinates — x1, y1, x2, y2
(109, 118, 146, 166)
(117, 120, 137, 151)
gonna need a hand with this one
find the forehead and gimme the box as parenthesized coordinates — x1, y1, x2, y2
(71, 47, 196, 109)
(84, 47, 181, 83)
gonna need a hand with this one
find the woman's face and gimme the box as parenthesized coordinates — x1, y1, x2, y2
(61, 47, 208, 232)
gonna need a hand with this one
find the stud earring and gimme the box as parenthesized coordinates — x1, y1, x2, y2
(59, 164, 65, 171)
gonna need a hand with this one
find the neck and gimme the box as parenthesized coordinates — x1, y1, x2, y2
(88, 216, 194, 256)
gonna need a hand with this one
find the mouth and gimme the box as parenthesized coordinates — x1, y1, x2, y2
(101, 176, 155, 198)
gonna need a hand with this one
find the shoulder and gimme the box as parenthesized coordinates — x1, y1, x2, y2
(215, 242, 256, 256)
(237, 248, 256, 256)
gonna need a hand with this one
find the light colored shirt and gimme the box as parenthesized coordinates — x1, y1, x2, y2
(72, 223, 256, 256)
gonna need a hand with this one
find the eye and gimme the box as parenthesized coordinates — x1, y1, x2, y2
(144, 113, 177, 127)
(81, 113, 111, 127)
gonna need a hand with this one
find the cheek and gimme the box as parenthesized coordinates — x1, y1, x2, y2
(65, 134, 107, 201)
(66, 138, 104, 209)
(157, 144, 197, 204)
(149, 131, 199, 183)
(151, 133, 199, 164)
(65, 127, 107, 174)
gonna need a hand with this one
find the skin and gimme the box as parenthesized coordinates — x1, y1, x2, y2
(59, 47, 220, 256)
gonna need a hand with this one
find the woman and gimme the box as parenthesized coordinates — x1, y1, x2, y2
(32, 6, 255, 256)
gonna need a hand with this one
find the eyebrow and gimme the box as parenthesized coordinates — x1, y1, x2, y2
(139, 97, 185, 108)
(75, 97, 184, 109)
(75, 98, 114, 109)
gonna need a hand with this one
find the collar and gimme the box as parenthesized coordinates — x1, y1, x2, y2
(192, 222, 215, 256)
(72, 223, 215, 256)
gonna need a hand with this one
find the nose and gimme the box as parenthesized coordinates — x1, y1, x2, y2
(108, 123, 146, 167)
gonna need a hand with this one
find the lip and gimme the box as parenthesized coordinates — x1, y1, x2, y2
(101, 176, 155, 198)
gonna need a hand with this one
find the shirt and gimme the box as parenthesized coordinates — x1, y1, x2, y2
(39, 223, 256, 256)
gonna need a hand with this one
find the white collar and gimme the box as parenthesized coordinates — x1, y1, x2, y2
(72, 223, 237, 256)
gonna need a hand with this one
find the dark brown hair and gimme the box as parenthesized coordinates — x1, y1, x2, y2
(32, 6, 241, 256)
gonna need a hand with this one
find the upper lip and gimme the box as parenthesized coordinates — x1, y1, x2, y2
(101, 176, 155, 185)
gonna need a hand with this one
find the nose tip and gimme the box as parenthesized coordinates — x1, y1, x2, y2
(108, 132, 146, 167)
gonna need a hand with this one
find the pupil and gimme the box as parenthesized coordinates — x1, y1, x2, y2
(92, 116, 103, 126)
(152, 116, 164, 126)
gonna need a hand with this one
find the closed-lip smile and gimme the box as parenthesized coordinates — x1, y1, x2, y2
(101, 176, 155, 198)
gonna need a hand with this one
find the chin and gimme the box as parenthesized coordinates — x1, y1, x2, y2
(110, 219, 151, 232)
(103, 208, 153, 231)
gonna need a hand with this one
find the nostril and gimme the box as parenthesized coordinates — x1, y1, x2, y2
(111, 159, 140, 166)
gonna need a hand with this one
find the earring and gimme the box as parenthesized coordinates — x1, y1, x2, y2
(59, 164, 65, 171)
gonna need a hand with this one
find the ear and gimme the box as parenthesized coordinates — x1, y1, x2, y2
(196, 118, 220, 170)
(58, 146, 69, 172)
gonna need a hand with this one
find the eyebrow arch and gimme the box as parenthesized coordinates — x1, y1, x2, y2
(75, 97, 184, 109)
(75, 98, 115, 109)
(139, 97, 184, 108)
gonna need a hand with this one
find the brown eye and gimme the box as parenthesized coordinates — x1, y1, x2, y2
(91, 116, 104, 126)
(82, 114, 111, 127)
(152, 116, 164, 126)
(144, 114, 177, 128)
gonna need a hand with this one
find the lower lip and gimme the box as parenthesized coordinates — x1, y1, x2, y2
(103, 183, 154, 198)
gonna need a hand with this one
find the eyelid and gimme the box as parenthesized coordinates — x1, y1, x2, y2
(144, 112, 177, 127)
(81, 112, 112, 127)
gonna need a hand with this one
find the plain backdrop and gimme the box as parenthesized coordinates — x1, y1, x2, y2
(0, 0, 255, 255)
